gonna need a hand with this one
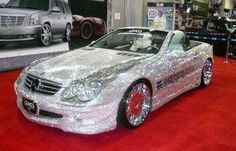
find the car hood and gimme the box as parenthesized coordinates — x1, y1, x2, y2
(27, 47, 154, 84)
(0, 8, 41, 16)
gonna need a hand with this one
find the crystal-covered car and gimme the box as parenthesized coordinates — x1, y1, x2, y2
(14, 27, 213, 134)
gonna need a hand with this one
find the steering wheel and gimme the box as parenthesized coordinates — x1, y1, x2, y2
(145, 45, 160, 54)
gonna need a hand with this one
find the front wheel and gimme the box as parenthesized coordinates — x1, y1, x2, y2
(200, 59, 213, 87)
(80, 21, 93, 39)
(62, 24, 71, 42)
(40, 24, 52, 46)
(117, 81, 152, 128)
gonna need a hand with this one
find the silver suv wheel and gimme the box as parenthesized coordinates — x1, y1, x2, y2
(63, 24, 71, 42)
(40, 24, 52, 46)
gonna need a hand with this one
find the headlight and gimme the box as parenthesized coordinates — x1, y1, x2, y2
(61, 79, 103, 102)
(30, 14, 39, 25)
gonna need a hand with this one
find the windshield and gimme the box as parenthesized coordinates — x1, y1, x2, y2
(6, 0, 49, 10)
(91, 29, 167, 54)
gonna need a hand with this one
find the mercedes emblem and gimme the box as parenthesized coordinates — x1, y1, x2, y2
(30, 79, 40, 91)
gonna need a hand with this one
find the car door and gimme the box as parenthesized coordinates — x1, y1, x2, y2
(184, 35, 203, 85)
(159, 32, 193, 103)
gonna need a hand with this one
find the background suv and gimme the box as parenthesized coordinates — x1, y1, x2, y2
(0, 0, 72, 47)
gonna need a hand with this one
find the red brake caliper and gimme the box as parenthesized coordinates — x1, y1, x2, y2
(129, 92, 144, 116)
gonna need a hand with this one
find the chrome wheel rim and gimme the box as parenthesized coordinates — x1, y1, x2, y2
(203, 60, 212, 85)
(41, 24, 52, 46)
(81, 22, 92, 39)
(126, 83, 151, 126)
(66, 24, 71, 41)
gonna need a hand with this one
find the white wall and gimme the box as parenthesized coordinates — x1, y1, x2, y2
(109, 0, 144, 30)
(112, 0, 125, 29)
(125, 0, 143, 27)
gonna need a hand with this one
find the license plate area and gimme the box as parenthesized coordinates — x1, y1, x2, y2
(22, 97, 37, 114)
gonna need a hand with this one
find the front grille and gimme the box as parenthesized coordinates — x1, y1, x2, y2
(0, 15, 25, 27)
(39, 110, 63, 119)
(24, 74, 62, 95)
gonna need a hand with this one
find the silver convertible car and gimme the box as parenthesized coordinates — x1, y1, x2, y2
(15, 27, 213, 134)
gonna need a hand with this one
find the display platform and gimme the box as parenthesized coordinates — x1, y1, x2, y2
(0, 41, 69, 72)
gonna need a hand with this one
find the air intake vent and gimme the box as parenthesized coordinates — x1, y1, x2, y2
(117, 52, 140, 57)
(0, 15, 25, 27)
(39, 110, 63, 119)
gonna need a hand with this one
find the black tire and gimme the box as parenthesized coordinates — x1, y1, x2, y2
(80, 21, 93, 40)
(39, 23, 52, 46)
(200, 59, 213, 87)
(62, 24, 71, 42)
(117, 80, 152, 128)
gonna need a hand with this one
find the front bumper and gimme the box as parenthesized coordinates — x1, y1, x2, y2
(0, 25, 42, 42)
(14, 80, 118, 135)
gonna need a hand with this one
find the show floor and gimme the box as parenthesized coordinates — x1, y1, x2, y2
(0, 56, 236, 151)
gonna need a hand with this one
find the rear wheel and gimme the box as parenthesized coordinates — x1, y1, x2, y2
(80, 21, 93, 39)
(200, 59, 213, 87)
(62, 24, 71, 42)
(117, 81, 152, 128)
(40, 24, 52, 46)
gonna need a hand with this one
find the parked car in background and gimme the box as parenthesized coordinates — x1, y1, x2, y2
(72, 15, 106, 39)
(184, 17, 236, 58)
(15, 27, 213, 134)
(0, 0, 72, 48)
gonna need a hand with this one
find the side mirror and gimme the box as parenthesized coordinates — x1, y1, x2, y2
(0, 3, 6, 8)
(51, 6, 60, 13)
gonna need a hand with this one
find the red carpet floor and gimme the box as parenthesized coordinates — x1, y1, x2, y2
(0, 56, 236, 151)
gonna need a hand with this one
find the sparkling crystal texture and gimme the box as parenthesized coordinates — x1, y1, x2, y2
(14, 27, 213, 134)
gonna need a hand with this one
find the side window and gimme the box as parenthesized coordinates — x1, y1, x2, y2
(57, 1, 65, 13)
(63, 2, 71, 14)
(51, 0, 62, 13)
(51, 0, 57, 8)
